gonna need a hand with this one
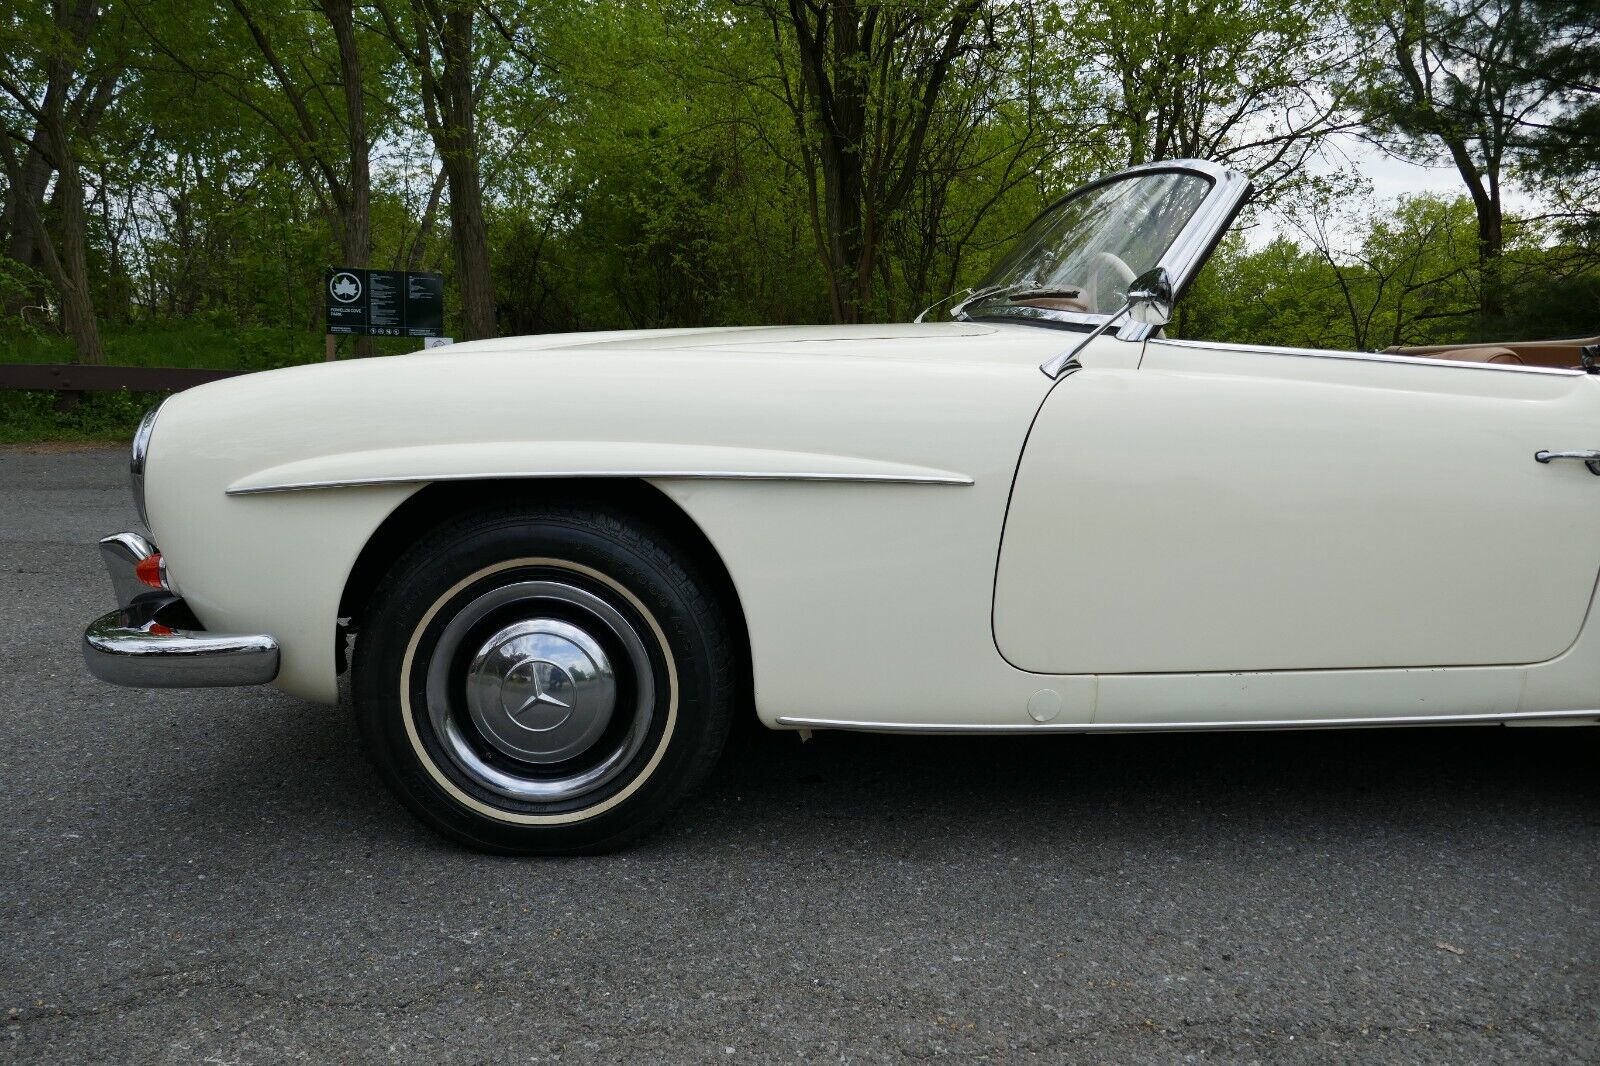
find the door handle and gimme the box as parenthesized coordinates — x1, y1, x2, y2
(1535, 449, 1600, 475)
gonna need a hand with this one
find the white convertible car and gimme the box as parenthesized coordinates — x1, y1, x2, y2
(84, 160, 1600, 852)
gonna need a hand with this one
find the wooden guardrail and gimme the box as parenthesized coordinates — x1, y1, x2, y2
(0, 363, 250, 393)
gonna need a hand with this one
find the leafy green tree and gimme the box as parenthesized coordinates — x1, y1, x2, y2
(375, 0, 515, 340)
(137, 0, 396, 352)
(1179, 232, 1353, 347)
(0, 0, 123, 362)
(1, 0, 1594, 388)
(743, 0, 992, 322)
(1518, 0, 1600, 249)
(481, 0, 828, 331)
(1353, 0, 1595, 326)
(1063, 0, 1355, 204)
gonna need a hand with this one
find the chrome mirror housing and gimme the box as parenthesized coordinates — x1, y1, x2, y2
(1126, 267, 1173, 327)
(1040, 266, 1178, 379)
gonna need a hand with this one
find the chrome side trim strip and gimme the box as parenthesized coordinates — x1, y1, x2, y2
(227, 469, 975, 495)
(1152, 337, 1585, 377)
(774, 709, 1599, 734)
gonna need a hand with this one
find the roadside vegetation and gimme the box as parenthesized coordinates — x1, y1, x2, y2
(2, 0, 1595, 442)
(0, 318, 418, 441)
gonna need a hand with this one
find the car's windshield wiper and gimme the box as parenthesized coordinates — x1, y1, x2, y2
(950, 280, 1085, 320)
(917, 279, 1085, 323)
(948, 278, 1040, 320)
(1003, 286, 1082, 302)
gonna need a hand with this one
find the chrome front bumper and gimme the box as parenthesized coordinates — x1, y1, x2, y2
(82, 532, 280, 688)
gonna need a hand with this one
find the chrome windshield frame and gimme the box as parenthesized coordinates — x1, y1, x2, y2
(954, 159, 1252, 371)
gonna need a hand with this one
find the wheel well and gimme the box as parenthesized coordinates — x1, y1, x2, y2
(337, 478, 752, 703)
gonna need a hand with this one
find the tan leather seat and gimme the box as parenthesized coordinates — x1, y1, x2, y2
(1387, 336, 1596, 371)
(1426, 346, 1524, 365)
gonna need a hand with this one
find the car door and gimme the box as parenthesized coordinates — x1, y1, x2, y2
(993, 339, 1600, 675)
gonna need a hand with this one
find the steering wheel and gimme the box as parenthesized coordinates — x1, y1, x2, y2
(1086, 252, 1136, 314)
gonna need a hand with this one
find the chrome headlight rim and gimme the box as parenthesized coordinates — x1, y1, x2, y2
(130, 402, 162, 528)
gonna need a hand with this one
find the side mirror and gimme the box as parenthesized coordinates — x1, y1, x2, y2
(1126, 267, 1173, 327)
(1040, 264, 1176, 378)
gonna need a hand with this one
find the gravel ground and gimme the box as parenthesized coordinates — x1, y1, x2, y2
(2, 445, 1596, 1063)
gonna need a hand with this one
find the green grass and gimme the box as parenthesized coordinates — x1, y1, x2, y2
(0, 320, 421, 443)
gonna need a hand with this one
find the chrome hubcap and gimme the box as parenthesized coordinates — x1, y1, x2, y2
(465, 618, 616, 764)
(425, 579, 656, 804)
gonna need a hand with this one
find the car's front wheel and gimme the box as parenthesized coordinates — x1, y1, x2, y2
(353, 499, 734, 854)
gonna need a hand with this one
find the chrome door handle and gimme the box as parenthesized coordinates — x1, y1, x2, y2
(1535, 449, 1600, 475)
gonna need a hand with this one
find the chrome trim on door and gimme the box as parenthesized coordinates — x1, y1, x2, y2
(226, 469, 975, 495)
(774, 709, 1599, 734)
(1152, 337, 1585, 377)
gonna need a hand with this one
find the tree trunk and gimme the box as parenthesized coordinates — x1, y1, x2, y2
(0, 0, 105, 363)
(432, 5, 495, 340)
(1, 119, 104, 363)
(779, 0, 980, 324)
(0, 127, 53, 315)
(1383, 7, 1509, 329)
(820, 151, 865, 322)
(1438, 146, 1506, 326)
(404, 169, 448, 270)
(322, 0, 373, 356)
(1474, 194, 1505, 323)
(791, 0, 869, 323)
(374, 0, 496, 339)
(48, 116, 103, 363)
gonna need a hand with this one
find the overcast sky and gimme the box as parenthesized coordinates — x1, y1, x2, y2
(1328, 135, 1537, 207)
(1246, 132, 1539, 247)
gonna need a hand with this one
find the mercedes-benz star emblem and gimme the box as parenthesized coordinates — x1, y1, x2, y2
(504, 659, 574, 731)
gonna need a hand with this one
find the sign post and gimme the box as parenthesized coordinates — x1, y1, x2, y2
(324, 268, 446, 358)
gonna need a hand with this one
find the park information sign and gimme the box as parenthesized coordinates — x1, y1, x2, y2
(325, 268, 444, 337)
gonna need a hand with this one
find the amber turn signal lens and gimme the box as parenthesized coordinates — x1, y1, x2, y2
(135, 553, 164, 590)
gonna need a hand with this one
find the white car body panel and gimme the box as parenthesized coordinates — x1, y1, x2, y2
(996, 339, 1600, 672)
(147, 322, 1065, 707)
(142, 318, 1600, 731)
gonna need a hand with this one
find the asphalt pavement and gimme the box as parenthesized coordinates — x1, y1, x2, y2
(2, 445, 1596, 1063)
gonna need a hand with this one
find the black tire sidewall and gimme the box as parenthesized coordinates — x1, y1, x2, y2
(353, 504, 732, 854)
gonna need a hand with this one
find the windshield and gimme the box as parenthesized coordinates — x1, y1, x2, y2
(962, 170, 1212, 321)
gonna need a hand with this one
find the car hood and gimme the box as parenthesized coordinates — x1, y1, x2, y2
(430, 320, 1069, 369)
(149, 318, 1063, 521)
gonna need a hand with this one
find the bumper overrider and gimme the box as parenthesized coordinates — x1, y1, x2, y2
(82, 532, 279, 688)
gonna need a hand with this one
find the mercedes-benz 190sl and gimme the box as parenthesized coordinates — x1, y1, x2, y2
(83, 160, 1600, 853)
